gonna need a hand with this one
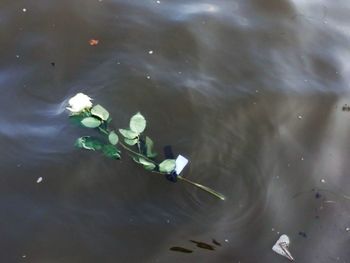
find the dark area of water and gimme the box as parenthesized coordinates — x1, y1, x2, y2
(1, 0, 350, 262)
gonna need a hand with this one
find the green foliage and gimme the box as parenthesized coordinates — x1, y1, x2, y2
(69, 114, 86, 125)
(91, 104, 110, 121)
(124, 138, 138, 146)
(81, 117, 102, 128)
(133, 157, 156, 171)
(75, 136, 103, 151)
(159, 159, 176, 173)
(119, 129, 138, 139)
(102, 145, 121, 159)
(108, 131, 119, 145)
(69, 101, 225, 200)
(145, 136, 157, 158)
(129, 112, 146, 133)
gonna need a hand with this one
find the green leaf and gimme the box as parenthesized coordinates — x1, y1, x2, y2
(133, 157, 156, 171)
(145, 136, 157, 158)
(102, 145, 121, 159)
(75, 136, 103, 151)
(159, 159, 176, 174)
(124, 138, 138, 146)
(108, 131, 119, 145)
(129, 112, 146, 134)
(91, 104, 110, 121)
(140, 159, 156, 171)
(81, 117, 102, 128)
(69, 114, 86, 125)
(119, 129, 138, 139)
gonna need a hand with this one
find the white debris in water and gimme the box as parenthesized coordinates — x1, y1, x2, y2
(320, 179, 326, 183)
(175, 155, 189, 175)
(146, 75, 151, 79)
(298, 115, 303, 119)
(224, 239, 229, 243)
(272, 235, 294, 261)
(346, 227, 350, 232)
(22, 255, 27, 258)
(156, 0, 161, 3)
(36, 177, 43, 183)
(166, 219, 170, 223)
(148, 50, 154, 55)
(16, 55, 20, 58)
(22, 8, 27, 12)
(301, 157, 304, 161)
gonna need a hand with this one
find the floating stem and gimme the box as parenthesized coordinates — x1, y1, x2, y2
(68, 96, 225, 201)
(178, 176, 226, 200)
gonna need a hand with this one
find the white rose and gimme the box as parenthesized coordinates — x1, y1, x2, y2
(66, 93, 93, 113)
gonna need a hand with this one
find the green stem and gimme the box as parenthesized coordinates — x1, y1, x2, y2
(98, 124, 225, 201)
(178, 176, 226, 201)
(98, 126, 157, 164)
(136, 136, 142, 153)
(119, 142, 157, 165)
(98, 127, 109, 135)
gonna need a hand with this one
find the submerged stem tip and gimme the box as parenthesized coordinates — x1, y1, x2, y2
(178, 176, 226, 201)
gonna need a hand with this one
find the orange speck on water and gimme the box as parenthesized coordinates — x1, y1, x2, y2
(89, 39, 99, 46)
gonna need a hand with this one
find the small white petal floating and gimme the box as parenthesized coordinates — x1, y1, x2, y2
(272, 235, 294, 261)
(175, 155, 189, 175)
(36, 177, 43, 183)
(66, 93, 93, 113)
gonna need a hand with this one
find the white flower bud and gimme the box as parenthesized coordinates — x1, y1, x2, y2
(66, 93, 93, 113)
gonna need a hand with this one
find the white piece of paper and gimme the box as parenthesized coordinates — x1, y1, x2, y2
(272, 235, 294, 261)
(175, 155, 189, 175)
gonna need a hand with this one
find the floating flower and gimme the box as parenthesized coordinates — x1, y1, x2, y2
(66, 93, 93, 113)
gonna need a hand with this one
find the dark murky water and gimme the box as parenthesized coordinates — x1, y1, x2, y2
(1, 0, 350, 262)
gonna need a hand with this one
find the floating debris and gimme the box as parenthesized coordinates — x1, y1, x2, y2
(22, 8, 27, 12)
(298, 232, 307, 238)
(212, 239, 221, 246)
(346, 227, 350, 232)
(170, 247, 193, 253)
(298, 115, 303, 119)
(272, 235, 294, 261)
(342, 104, 350, 111)
(190, 240, 215, 251)
(36, 177, 43, 183)
(51, 62, 55, 67)
(175, 155, 188, 175)
(315, 192, 322, 199)
(89, 39, 99, 46)
(148, 50, 154, 55)
(320, 179, 326, 183)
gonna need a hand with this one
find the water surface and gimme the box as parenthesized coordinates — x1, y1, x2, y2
(1, 0, 350, 262)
